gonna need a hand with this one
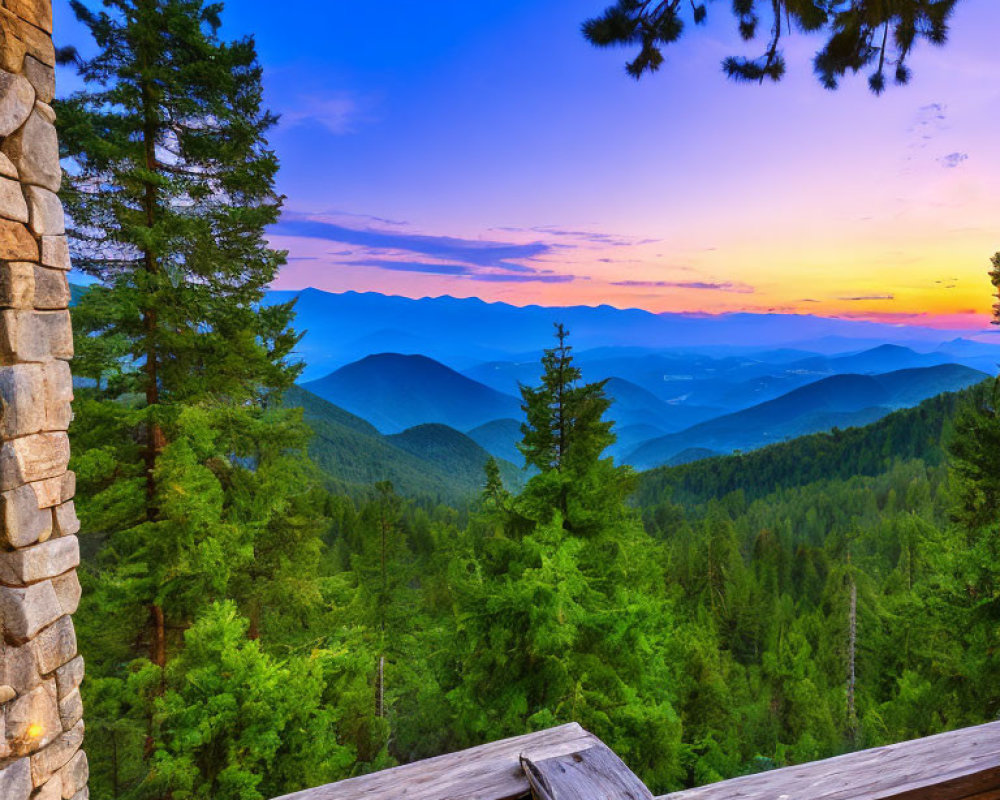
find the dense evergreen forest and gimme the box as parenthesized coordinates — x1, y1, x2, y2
(55, 2, 999, 799)
(283, 384, 523, 504)
(72, 322, 1000, 798)
(634, 383, 979, 507)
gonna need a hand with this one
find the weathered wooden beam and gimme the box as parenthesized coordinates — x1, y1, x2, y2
(521, 742, 653, 800)
(658, 720, 1000, 800)
(272, 723, 600, 800)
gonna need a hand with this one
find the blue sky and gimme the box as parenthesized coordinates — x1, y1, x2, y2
(53, 0, 1000, 326)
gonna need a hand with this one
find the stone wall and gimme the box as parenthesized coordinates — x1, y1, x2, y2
(0, 1, 87, 799)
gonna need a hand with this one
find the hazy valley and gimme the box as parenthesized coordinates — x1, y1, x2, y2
(279, 289, 996, 494)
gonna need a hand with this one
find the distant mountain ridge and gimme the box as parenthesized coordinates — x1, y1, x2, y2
(285, 385, 520, 502)
(303, 353, 521, 434)
(299, 349, 988, 472)
(809, 343, 949, 374)
(604, 377, 720, 432)
(634, 380, 990, 508)
(466, 418, 524, 467)
(463, 343, 995, 417)
(628, 363, 987, 469)
(265, 288, 998, 380)
(271, 290, 999, 476)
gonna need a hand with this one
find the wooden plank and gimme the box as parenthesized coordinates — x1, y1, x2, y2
(659, 721, 1000, 800)
(272, 723, 599, 800)
(521, 742, 654, 800)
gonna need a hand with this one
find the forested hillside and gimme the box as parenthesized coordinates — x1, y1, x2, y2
(303, 353, 521, 433)
(628, 364, 986, 469)
(636, 381, 987, 507)
(313, 368, 1000, 789)
(286, 385, 521, 503)
(75, 318, 1000, 796)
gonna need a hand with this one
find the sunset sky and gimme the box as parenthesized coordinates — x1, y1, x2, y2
(56, 0, 1000, 328)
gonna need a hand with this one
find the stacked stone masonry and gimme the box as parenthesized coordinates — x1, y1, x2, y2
(0, 1, 87, 799)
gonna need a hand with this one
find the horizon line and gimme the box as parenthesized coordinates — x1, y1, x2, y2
(269, 285, 996, 334)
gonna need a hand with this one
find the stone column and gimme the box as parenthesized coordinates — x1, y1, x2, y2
(0, 2, 87, 799)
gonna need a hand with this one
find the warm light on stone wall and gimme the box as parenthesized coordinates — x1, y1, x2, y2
(0, 1, 87, 799)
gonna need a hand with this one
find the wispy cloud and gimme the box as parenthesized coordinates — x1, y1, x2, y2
(344, 257, 578, 283)
(273, 214, 553, 269)
(838, 294, 895, 301)
(280, 92, 370, 135)
(837, 310, 927, 320)
(938, 152, 969, 169)
(472, 272, 578, 284)
(611, 280, 755, 294)
(272, 213, 586, 283)
(326, 211, 410, 228)
(348, 259, 472, 276)
(903, 102, 951, 165)
(909, 102, 948, 143)
(491, 226, 659, 248)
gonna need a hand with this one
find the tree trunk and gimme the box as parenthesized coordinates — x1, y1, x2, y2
(112, 728, 120, 798)
(375, 655, 385, 719)
(150, 603, 166, 669)
(248, 601, 261, 641)
(847, 577, 858, 744)
(140, 15, 163, 520)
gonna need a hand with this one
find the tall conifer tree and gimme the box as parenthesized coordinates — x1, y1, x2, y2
(520, 323, 615, 476)
(451, 326, 682, 791)
(57, 1, 331, 795)
(518, 324, 630, 536)
(59, 0, 311, 660)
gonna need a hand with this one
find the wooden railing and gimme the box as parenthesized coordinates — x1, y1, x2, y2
(273, 719, 1000, 800)
(663, 721, 1000, 800)
(272, 724, 597, 800)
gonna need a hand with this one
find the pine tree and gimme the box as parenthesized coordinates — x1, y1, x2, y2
(518, 324, 626, 535)
(450, 326, 683, 791)
(59, 0, 312, 661)
(948, 378, 1000, 535)
(520, 323, 614, 475)
(151, 602, 350, 800)
(57, 1, 328, 795)
(481, 456, 509, 510)
(990, 252, 1000, 323)
(583, 0, 960, 93)
(947, 377, 1000, 714)
(948, 295, 1000, 699)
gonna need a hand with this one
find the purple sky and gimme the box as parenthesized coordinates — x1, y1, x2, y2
(54, 0, 1000, 327)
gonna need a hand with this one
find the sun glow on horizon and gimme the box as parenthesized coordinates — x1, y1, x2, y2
(236, 0, 1000, 334)
(268, 208, 998, 331)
